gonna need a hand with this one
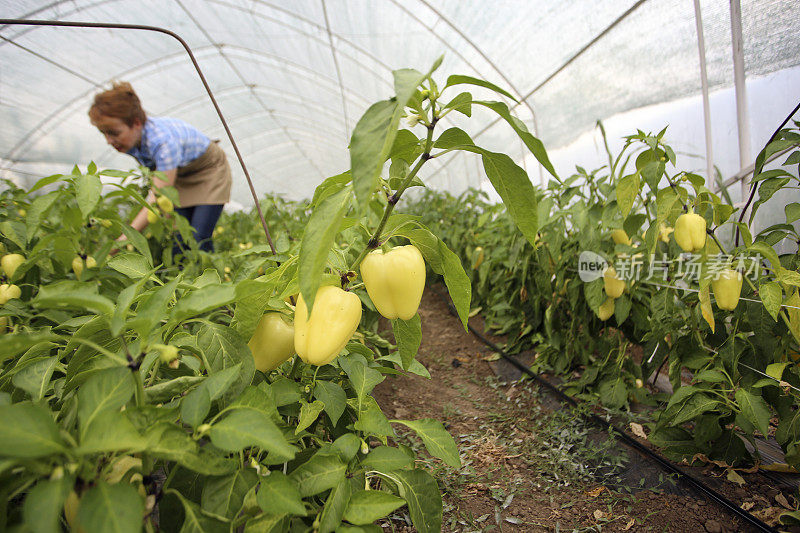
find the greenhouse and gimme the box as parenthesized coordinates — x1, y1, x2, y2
(0, 0, 799, 531)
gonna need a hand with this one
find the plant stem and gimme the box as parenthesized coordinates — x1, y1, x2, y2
(348, 119, 437, 274)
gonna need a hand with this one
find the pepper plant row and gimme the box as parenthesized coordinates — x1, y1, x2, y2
(410, 121, 800, 476)
(0, 58, 559, 532)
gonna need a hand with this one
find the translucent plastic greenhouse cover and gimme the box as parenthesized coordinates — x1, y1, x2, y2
(1, 0, 799, 210)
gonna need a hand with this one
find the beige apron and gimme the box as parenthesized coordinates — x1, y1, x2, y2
(175, 141, 232, 207)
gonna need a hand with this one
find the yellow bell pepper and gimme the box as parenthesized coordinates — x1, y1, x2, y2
(603, 267, 626, 299)
(0, 283, 21, 305)
(711, 269, 743, 311)
(248, 312, 296, 372)
(597, 297, 615, 321)
(157, 195, 174, 213)
(360, 245, 426, 320)
(611, 230, 631, 246)
(674, 211, 706, 252)
(658, 223, 674, 243)
(472, 247, 485, 269)
(294, 285, 362, 366)
(1, 253, 25, 279)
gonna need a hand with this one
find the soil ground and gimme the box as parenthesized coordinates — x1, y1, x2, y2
(372, 285, 797, 532)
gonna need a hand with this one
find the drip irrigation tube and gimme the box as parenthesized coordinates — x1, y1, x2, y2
(434, 289, 777, 532)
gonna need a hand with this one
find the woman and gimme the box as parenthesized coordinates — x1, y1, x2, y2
(89, 82, 231, 252)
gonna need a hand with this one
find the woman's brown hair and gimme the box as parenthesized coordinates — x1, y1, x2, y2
(88, 81, 147, 126)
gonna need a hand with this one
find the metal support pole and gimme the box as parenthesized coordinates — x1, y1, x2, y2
(729, 0, 751, 199)
(693, 0, 714, 190)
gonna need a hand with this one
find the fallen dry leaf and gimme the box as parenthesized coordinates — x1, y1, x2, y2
(586, 486, 606, 498)
(630, 422, 647, 439)
(593, 509, 607, 521)
(726, 468, 746, 486)
(762, 462, 799, 474)
(775, 493, 793, 510)
(753, 506, 784, 527)
(741, 501, 755, 511)
(623, 518, 635, 531)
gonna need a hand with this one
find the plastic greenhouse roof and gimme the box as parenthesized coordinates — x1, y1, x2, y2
(1, 0, 799, 206)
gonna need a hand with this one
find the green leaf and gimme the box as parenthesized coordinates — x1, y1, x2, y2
(12, 357, 58, 400)
(257, 471, 306, 516)
(760, 281, 782, 321)
(298, 186, 351, 314)
(389, 129, 423, 164)
(393, 315, 422, 370)
(766, 362, 789, 381)
(146, 424, 236, 476)
(480, 151, 539, 246)
(344, 490, 405, 525)
(129, 276, 180, 340)
(28, 173, 64, 193)
(165, 489, 227, 533)
(26, 191, 59, 241)
(473, 101, 557, 179)
(614, 294, 631, 325)
(22, 476, 72, 533)
(778, 267, 800, 287)
(0, 332, 61, 363)
(171, 283, 237, 323)
(749, 241, 780, 270)
(119, 224, 153, 266)
(107, 253, 153, 279)
(289, 452, 346, 497)
(110, 278, 148, 337)
(196, 324, 255, 403)
(350, 69, 425, 209)
(318, 478, 352, 533)
(694, 370, 727, 383)
(656, 187, 680, 227)
(230, 385, 280, 421)
(598, 377, 628, 409)
(270, 377, 302, 406)
(209, 409, 296, 459)
(144, 376, 203, 404)
(386, 469, 442, 533)
(33, 280, 115, 316)
(786, 203, 800, 223)
(78, 366, 135, 440)
(78, 410, 146, 454)
(584, 278, 605, 312)
(0, 219, 27, 250)
(671, 393, 719, 426)
(392, 419, 460, 468)
(0, 402, 64, 450)
(243, 514, 289, 532)
(397, 226, 471, 330)
(444, 74, 516, 101)
(202, 470, 257, 520)
(340, 357, 384, 412)
(181, 364, 242, 428)
(75, 173, 103, 219)
(379, 352, 431, 378)
(77, 481, 144, 533)
(361, 446, 413, 472)
(735, 388, 771, 437)
(296, 400, 325, 434)
(352, 396, 395, 438)
(313, 381, 347, 426)
(442, 91, 472, 117)
(616, 173, 640, 218)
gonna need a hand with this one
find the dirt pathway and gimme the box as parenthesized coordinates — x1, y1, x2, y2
(372, 287, 752, 532)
